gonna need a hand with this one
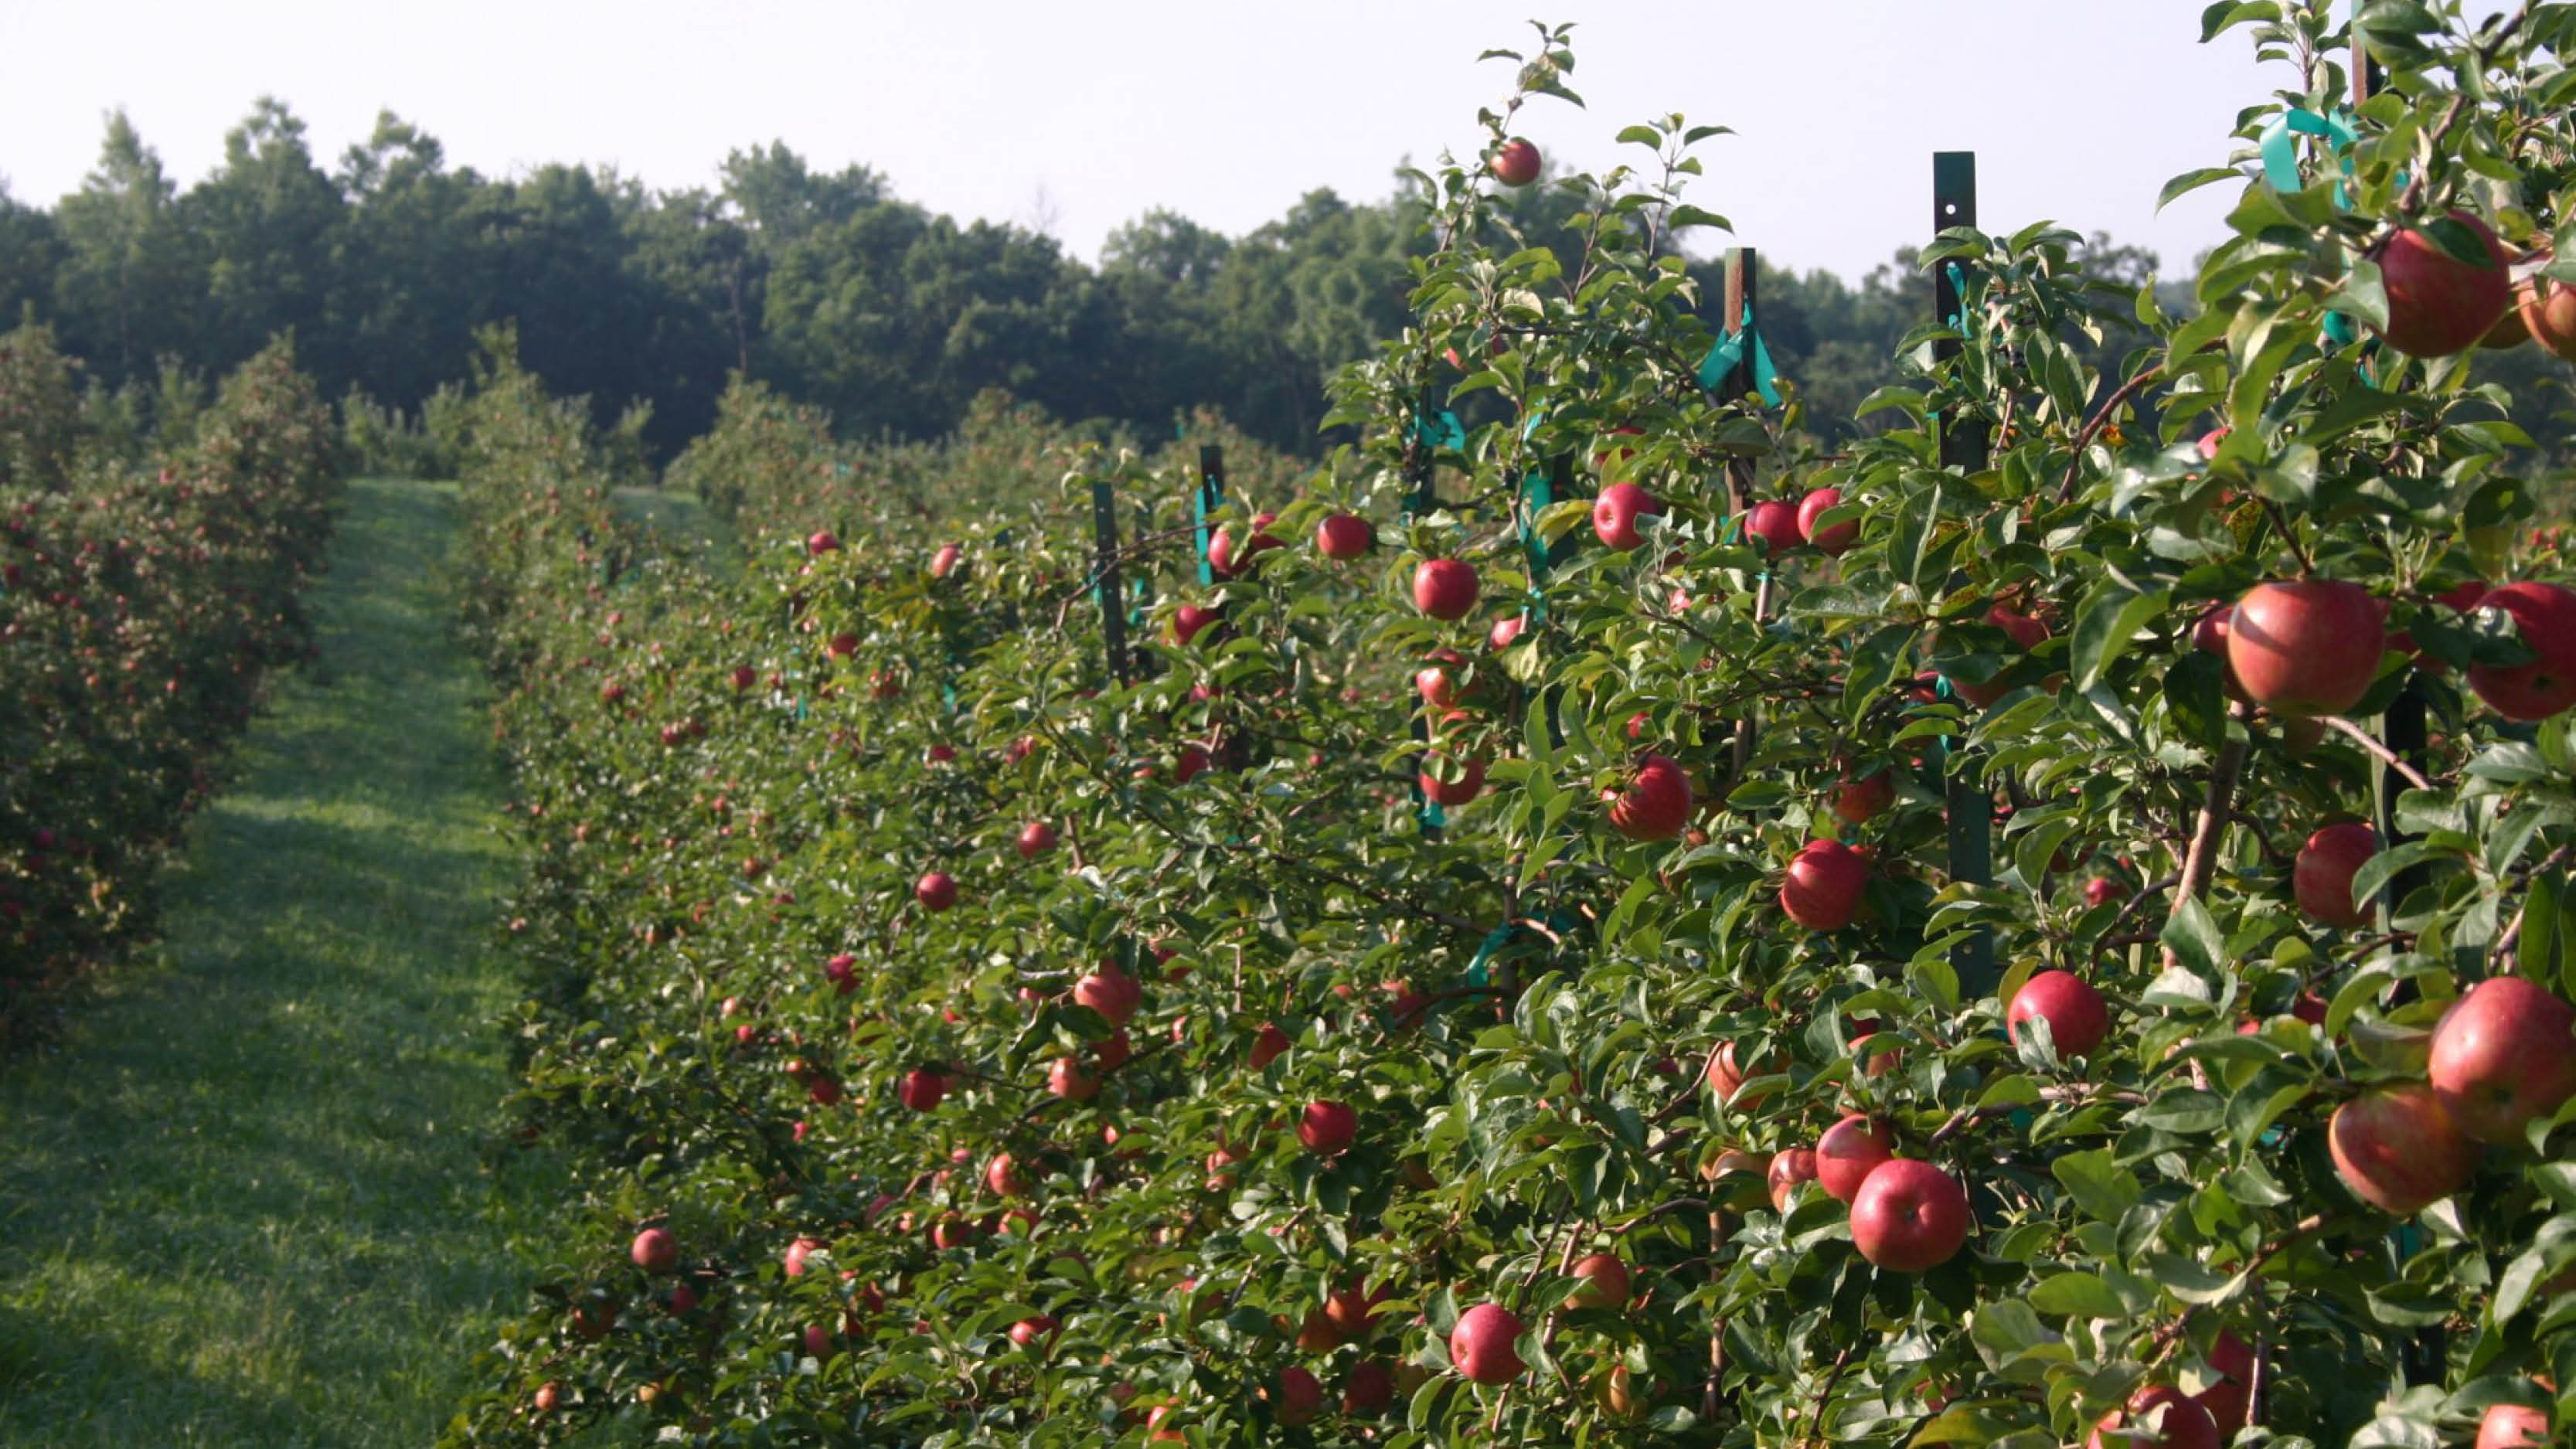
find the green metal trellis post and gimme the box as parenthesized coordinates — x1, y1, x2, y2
(1933, 151, 1997, 1000)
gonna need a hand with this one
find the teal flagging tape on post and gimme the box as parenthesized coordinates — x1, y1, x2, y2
(1090, 475, 1129, 685)
(1694, 303, 1781, 403)
(1931, 151, 1997, 1001)
(1194, 447, 1225, 588)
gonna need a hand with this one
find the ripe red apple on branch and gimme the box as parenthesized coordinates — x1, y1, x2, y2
(915, 870, 958, 912)
(2465, 580, 2576, 720)
(1607, 753, 1692, 840)
(2006, 971, 2110, 1060)
(2292, 822, 2377, 929)
(2326, 1082, 2479, 1214)
(2086, 1385, 2220, 1449)
(2371, 211, 2512, 358)
(2226, 579, 2386, 717)
(1591, 482, 1661, 551)
(1795, 486, 1857, 555)
(1449, 1302, 1526, 1383)
(1814, 1115, 1894, 1203)
(2426, 975, 2576, 1142)
(1780, 838, 1868, 931)
(1848, 1158, 1970, 1271)
(1413, 557, 1480, 620)
(1489, 138, 1541, 187)
(1315, 512, 1375, 560)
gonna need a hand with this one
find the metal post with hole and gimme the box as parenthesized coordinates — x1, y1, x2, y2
(1933, 151, 1998, 1000)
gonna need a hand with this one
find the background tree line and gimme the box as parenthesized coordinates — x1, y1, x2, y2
(4, 99, 2571, 465)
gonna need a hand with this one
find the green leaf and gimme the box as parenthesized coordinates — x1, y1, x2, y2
(2071, 582, 2170, 692)
(2028, 1272, 2132, 1319)
(2159, 167, 2246, 211)
(2161, 894, 2224, 978)
(2053, 1149, 2142, 1222)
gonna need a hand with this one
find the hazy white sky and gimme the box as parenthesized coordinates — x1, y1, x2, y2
(0, 2, 2493, 283)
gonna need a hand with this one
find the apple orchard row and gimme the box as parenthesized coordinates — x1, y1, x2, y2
(442, 22, 2576, 1449)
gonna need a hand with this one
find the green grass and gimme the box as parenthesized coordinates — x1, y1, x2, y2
(0, 478, 548, 1447)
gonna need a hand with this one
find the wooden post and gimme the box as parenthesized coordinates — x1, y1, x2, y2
(1932, 151, 1997, 999)
(1402, 432, 1445, 837)
(1719, 247, 1762, 782)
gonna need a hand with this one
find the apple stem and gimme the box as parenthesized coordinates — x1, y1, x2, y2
(2256, 495, 2316, 578)
(2319, 716, 2435, 793)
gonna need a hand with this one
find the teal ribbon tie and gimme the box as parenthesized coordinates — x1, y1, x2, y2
(2258, 107, 2361, 206)
(1696, 302, 1782, 404)
(1411, 408, 1467, 451)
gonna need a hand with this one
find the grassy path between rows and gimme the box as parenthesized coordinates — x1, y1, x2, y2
(0, 478, 546, 1447)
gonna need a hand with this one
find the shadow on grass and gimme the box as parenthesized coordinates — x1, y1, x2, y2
(0, 479, 554, 1449)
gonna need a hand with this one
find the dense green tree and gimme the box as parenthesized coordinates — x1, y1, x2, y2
(52, 111, 202, 382)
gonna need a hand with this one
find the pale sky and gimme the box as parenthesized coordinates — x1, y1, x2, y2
(0, 2, 2499, 284)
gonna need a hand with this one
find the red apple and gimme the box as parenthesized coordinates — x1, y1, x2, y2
(1171, 604, 1221, 647)
(1567, 1252, 1631, 1311)
(1768, 1148, 1819, 1210)
(2374, 211, 2512, 358)
(1608, 753, 1693, 840)
(1297, 1100, 1356, 1156)
(1046, 1057, 1097, 1100)
(1074, 962, 1142, 1024)
(784, 1236, 821, 1277)
(1016, 821, 1057, 859)
(2006, 971, 2110, 1060)
(1416, 649, 1468, 709)
(2195, 1330, 2254, 1439)
(1343, 1360, 1395, 1414)
(1849, 1158, 1971, 1271)
(1449, 1302, 1526, 1383)
(2227, 580, 2386, 717)
(2467, 581, 2576, 721)
(1796, 486, 1857, 555)
(2428, 975, 2576, 1143)
(931, 542, 961, 578)
(631, 1227, 677, 1274)
(2084, 876, 2119, 908)
(1592, 483, 1662, 551)
(915, 870, 958, 912)
(807, 530, 840, 556)
(1414, 558, 1480, 620)
(1781, 838, 1869, 931)
(1209, 513, 1281, 577)
(2478, 1403, 2553, 1448)
(1489, 614, 1528, 650)
(1832, 769, 1893, 825)
(1420, 753, 1485, 807)
(1248, 1022, 1291, 1070)
(898, 1066, 947, 1112)
(2087, 1385, 2220, 1449)
(1008, 1314, 1060, 1351)
(985, 1153, 1027, 1197)
(1815, 1116, 1897, 1203)
(2293, 822, 2377, 929)
(2328, 1082, 2479, 1214)
(1744, 499, 1802, 556)
(1706, 1040, 1768, 1107)
(1316, 512, 1376, 560)
(1271, 1366, 1324, 1427)
(1490, 138, 1541, 187)
(729, 665, 757, 692)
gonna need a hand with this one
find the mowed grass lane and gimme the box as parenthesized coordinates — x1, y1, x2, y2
(0, 478, 550, 1448)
